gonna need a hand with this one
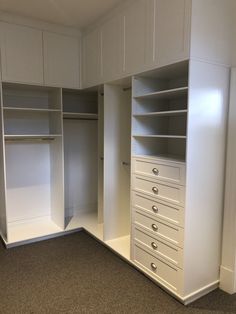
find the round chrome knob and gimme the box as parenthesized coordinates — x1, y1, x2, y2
(152, 224, 158, 231)
(152, 205, 158, 213)
(151, 242, 158, 250)
(152, 168, 159, 175)
(152, 187, 158, 194)
(151, 263, 157, 270)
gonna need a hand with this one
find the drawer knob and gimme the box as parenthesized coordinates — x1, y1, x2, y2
(152, 168, 159, 175)
(151, 242, 158, 250)
(152, 187, 158, 194)
(152, 205, 158, 213)
(152, 224, 158, 231)
(151, 262, 157, 271)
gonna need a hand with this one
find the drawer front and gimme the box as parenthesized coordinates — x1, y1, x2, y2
(133, 244, 181, 291)
(132, 192, 184, 227)
(133, 227, 183, 268)
(132, 175, 185, 207)
(133, 158, 185, 185)
(133, 210, 184, 247)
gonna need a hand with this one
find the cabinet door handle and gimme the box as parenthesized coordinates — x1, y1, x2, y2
(152, 205, 158, 213)
(152, 187, 158, 194)
(152, 224, 158, 231)
(151, 242, 158, 250)
(152, 168, 159, 175)
(151, 262, 157, 271)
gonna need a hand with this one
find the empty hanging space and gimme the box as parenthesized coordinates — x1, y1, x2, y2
(63, 90, 102, 239)
(103, 81, 132, 259)
(2, 83, 64, 244)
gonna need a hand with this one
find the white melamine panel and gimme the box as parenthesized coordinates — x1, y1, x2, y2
(98, 92, 104, 224)
(43, 32, 80, 89)
(82, 28, 101, 88)
(190, 0, 233, 66)
(133, 175, 185, 207)
(133, 243, 182, 292)
(63, 119, 98, 220)
(133, 209, 184, 248)
(0, 22, 43, 84)
(132, 192, 184, 227)
(133, 227, 183, 268)
(0, 85, 7, 240)
(220, 68, 236, 294)
(103, 85, 131, 240)
(123, 0, 147, 74)
(183, 60, 229, 296)
(132, 156, 186, 185)
(5, 142, 51, 222)
(154, 0, 191, 66)
(101, 15, 123, 82)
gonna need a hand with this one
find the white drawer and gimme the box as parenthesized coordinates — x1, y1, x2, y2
(132, 192, 184, 227)
(133, 227, 183, 268)
(132, 175, 185, 207)
(133, 244, 182, 292)
(133, 157, 185, 185)
(133, 210, 184, 248)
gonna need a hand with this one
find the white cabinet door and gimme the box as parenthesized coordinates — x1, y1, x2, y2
(124, 0, 153, 74)
(154, 0, 191, 66)
(82, 28, 101, 88)
(101, 14, 124, 82)
(43, 32, 80, 89)
(0, 22, 43, 84)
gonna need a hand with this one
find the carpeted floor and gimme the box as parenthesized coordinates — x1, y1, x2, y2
(0, 231, 235, 314)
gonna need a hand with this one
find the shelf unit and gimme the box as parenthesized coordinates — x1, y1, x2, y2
(130, 60, 230, 302)
(0, 83, 64, 244)
(62, 89, 100, 235)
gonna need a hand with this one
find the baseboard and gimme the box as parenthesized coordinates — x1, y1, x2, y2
(182, 281, 219, 305)
(219, 265, 236, 294)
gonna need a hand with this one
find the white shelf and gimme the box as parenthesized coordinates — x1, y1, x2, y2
(63, 112, 98, 120)
(7, 217, 63, 244)
(133, 134, 187, 139)
(65, 212, 103, 241)
(134, 87, 188, 100)
(133, 154, 186, 163)
(105, 235, 131, 260)
(3, 107, 61, 113)
(4, 134, 62, 141)
(133, 109, 187, 117)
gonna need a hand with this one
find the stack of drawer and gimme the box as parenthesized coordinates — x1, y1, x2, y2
(131, 156, 186, 293)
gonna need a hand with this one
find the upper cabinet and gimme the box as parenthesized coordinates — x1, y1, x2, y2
(101, 14, 124, 82)
(82, 28, 101, 88)
(154, 0, 191, 66)
(43, 32, 80, 89)
(123, 0, 152, 75)
(0, 22, 44, 84)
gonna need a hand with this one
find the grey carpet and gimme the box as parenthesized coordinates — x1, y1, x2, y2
(0, 231, 235, 314)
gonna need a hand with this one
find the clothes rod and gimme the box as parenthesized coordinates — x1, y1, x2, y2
(63, 117, 98, 121)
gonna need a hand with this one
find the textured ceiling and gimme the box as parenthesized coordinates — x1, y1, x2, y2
(0, 0, 124, 29)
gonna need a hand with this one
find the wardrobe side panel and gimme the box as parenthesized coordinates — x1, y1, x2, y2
(183, 60, 229, 296)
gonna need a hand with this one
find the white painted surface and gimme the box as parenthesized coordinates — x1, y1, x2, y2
(183, 60, 229, 296)
(101, 14, 123, 81)
(0, 0, 124, 28)
(43, 32, 80, 88)
(105, 235, 130, 259)
(98, 91, 104, 224)
(220, 68, 236, 294)
(82, 28, 101, 88)
(190, 0, 233, 66)
(154, 0, 191, 66)
(0, 22, 43, 84)
(103, 84, 131, 240)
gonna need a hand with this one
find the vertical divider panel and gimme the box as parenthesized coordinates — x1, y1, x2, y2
(103, 84, 131, 241)
(50, 88, 65, 230)
(0, 82, 8, 240)
(98, 88, 104, 224)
